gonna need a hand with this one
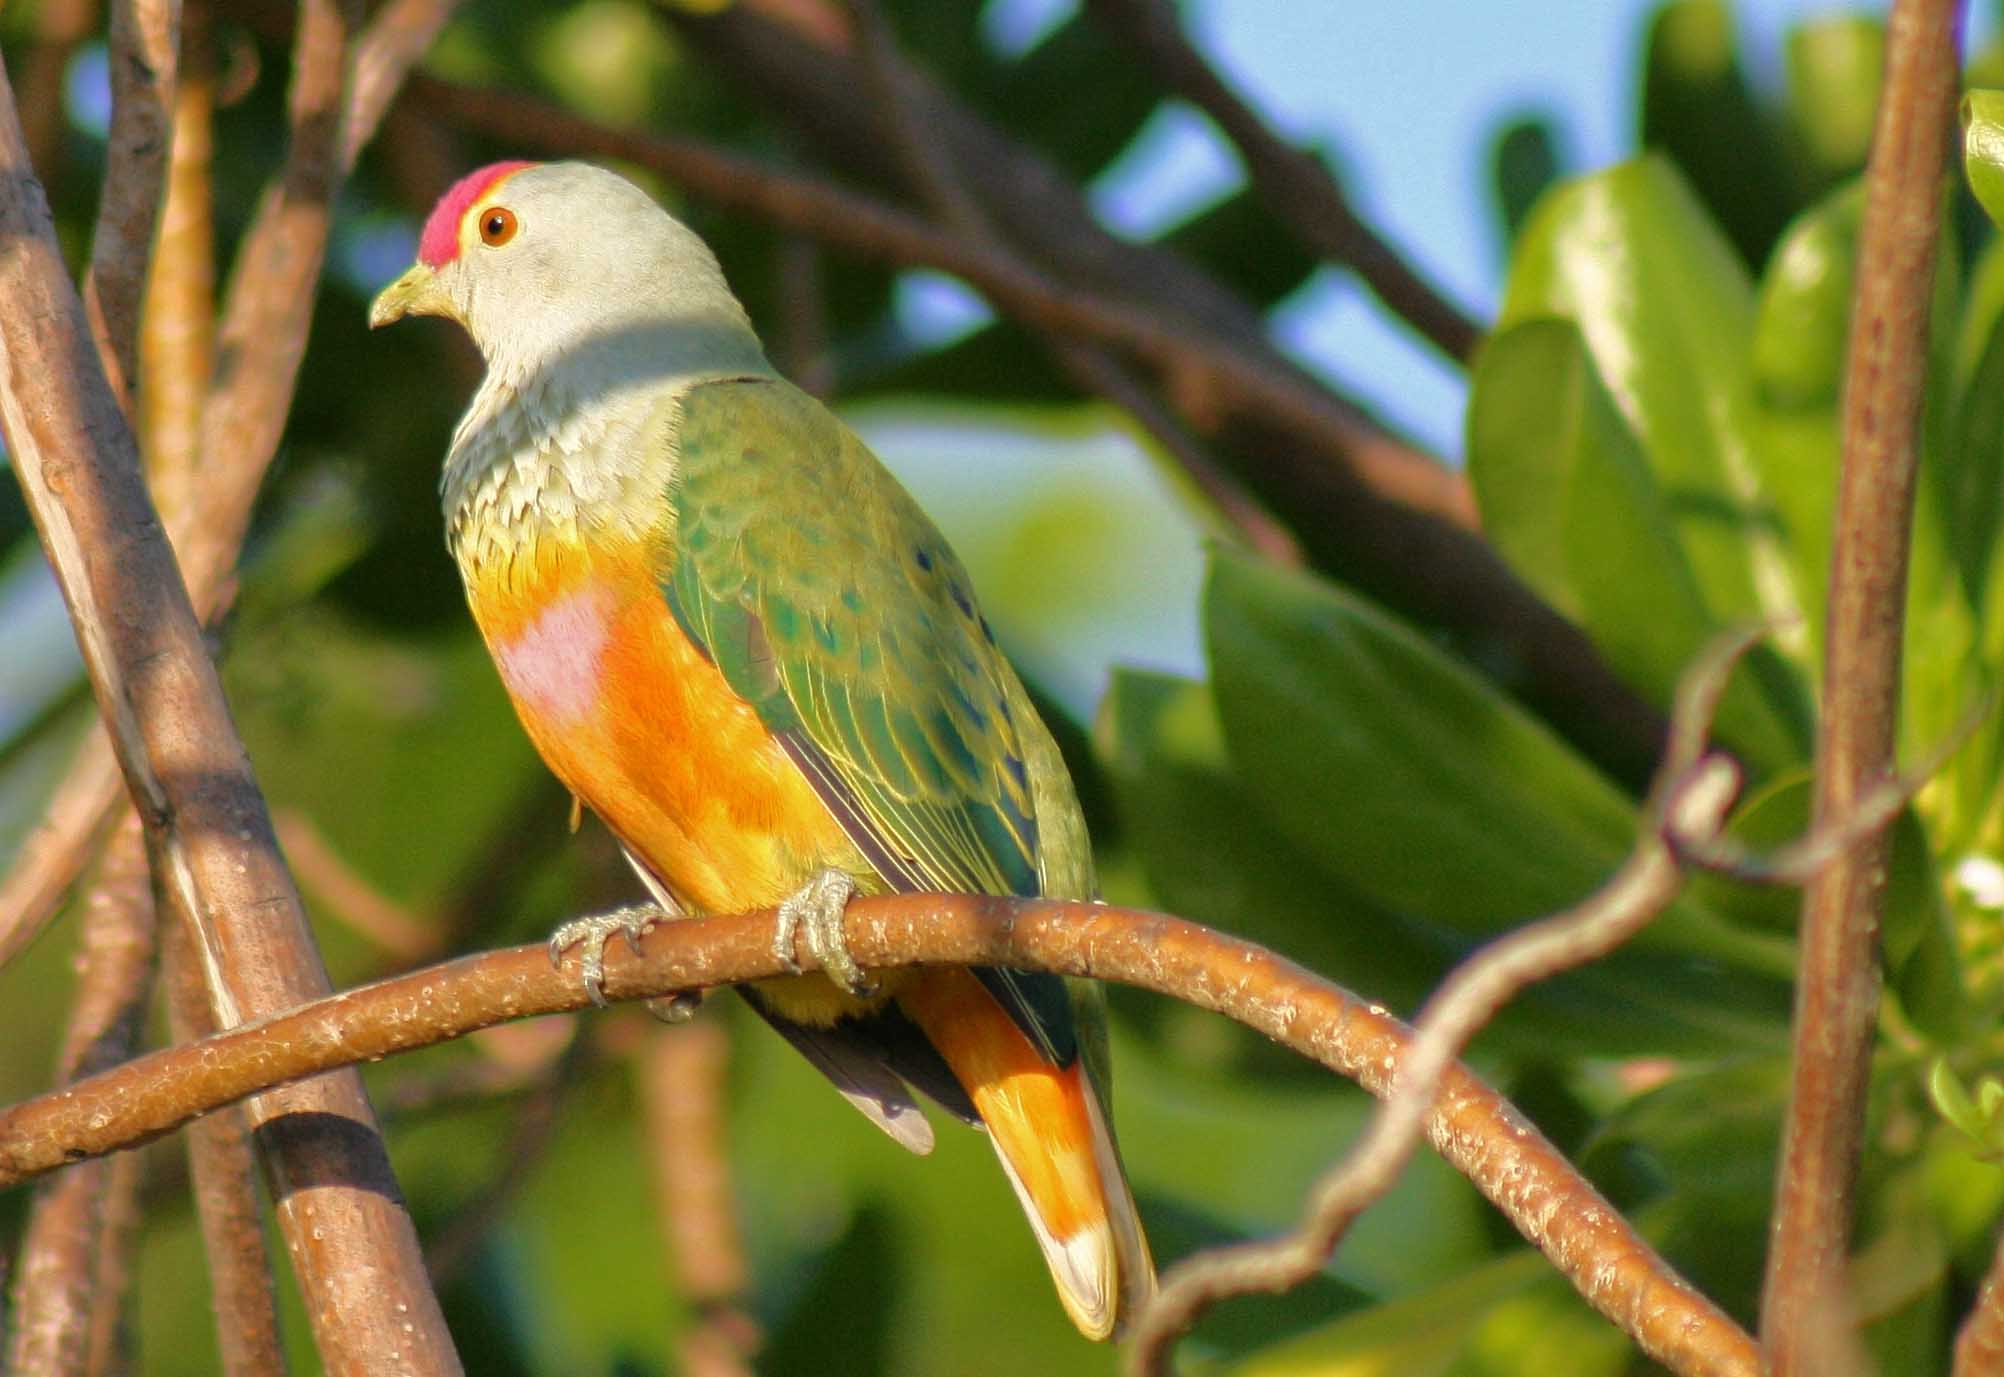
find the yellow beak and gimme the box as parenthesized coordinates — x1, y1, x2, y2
(368, 263, 448, 329)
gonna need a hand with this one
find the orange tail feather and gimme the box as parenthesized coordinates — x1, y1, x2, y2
(899, 969, 1154, 1339)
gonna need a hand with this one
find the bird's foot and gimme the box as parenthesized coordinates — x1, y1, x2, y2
(548, 903, 668, 1007)
(773, 869, 873, 996)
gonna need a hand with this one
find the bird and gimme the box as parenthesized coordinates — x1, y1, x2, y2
(369, 160, 1153, 1339)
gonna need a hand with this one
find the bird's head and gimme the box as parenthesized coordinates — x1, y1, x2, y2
(369, 160, 767, 380)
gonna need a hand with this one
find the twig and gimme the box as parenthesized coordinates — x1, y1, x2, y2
(3, 815, 156, 1377)
(338, 0, 464, 172)
(0, 896, 1757, 1375)
(139, 0, 216, 506)
(0, 34, 461, 1376)
(0, 730, 124, 970)
(17, 0, 98, 189)
(161, 918, 288, 1377)
(81, 0, 179, 415)
(843, 0, 1302, 565)
(1083, 0, 1481, 363)
(1762, 0, 1963, 1371)
(643, 1020, 761, 1377)
(1127, 629, 1760, 1376)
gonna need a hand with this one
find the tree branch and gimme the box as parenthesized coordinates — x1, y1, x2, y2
(1082, 0, 1482, 363)
(1761, 0, 1962, 1371)
(0, 28, 462, 1374)
(3, 816, 156, 1377)
(845, 0, 1304, 565)
(162, 918, 289, 1377)
(81, 0, 179, 415)
(0, 896, 1754, 1375)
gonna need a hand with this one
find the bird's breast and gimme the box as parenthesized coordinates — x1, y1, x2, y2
(458, 518, 869, 944)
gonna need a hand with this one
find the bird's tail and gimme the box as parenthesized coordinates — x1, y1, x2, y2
(899, 969, 1155, 1340)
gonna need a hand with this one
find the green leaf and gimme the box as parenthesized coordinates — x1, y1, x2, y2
(1502, 155, 1807, 652)
(1965, 91, 2004, 233)
(1202, 552, 1795, 1049)
(1095, 668, 1769, 1057)
(1468, 318, 1805, 771)
(1785, 16, 1884, 187)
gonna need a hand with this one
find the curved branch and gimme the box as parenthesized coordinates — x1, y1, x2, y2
(1082, 0, 1482, 362)
(0, 897, 1755, 1375)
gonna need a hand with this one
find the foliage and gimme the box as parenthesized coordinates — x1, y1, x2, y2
(4, 1, 2004, 1374)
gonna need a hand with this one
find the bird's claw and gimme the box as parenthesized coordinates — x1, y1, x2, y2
(773, 869, 873, 996)
(548, 903, 667, 1006)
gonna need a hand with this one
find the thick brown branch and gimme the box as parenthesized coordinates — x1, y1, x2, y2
(1762, 0, 1962, 1371)
(0, 898, 1754, 1373)
(0, 0, 452, 974)
(0, 31, 461, 1376)
(1083, 0, 1482, 362)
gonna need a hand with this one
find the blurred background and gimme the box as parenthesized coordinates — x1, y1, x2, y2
(2, 1, 1996, 1373)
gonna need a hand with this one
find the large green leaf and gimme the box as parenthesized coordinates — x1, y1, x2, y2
(1096, 667, 1779, 1057)
(1503, 156, 1804, 648)
(1468, 318, 1804, 772)
(1203, 553, 1796, 1048)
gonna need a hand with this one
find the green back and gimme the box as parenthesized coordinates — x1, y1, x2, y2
(658, 378, 1100, 1068)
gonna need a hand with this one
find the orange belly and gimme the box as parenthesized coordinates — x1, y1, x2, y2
(461, 525, 872, 928)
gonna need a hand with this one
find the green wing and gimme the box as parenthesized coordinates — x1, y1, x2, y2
(659, 377, 1095, 1061)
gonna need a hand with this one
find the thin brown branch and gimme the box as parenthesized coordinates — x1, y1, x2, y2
(18, 0, 99, 189)
(1763, 0, 1963, 1370)
(0, 729, 123, 970)
(1083, 0, 1482, 363)
(843, 0, 1302, 565)
(162, 919, 288, 1377)
(0, 32, 461, 1376)
(338, 0, 463, 172)
(0, 897, 1755, 1375)
(81, 0, 180, 414)
(139, 0, 216, 507)
(643, 1020, 760, 1377)
(1128, 629, 1762, 1375)
(3, 816, 156, 1377)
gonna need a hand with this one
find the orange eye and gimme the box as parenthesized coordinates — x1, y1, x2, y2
(478, 206, 517, 247)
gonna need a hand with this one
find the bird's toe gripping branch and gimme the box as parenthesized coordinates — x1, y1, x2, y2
(774, 868, 874, 996)
(548, 903, 671, 1006)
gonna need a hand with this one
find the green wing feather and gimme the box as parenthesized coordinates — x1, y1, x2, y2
(658, 378, 1097, 1064)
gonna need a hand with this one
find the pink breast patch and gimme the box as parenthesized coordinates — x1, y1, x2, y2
(419, 160, 536, 268)
(494, 583, 613, 725)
